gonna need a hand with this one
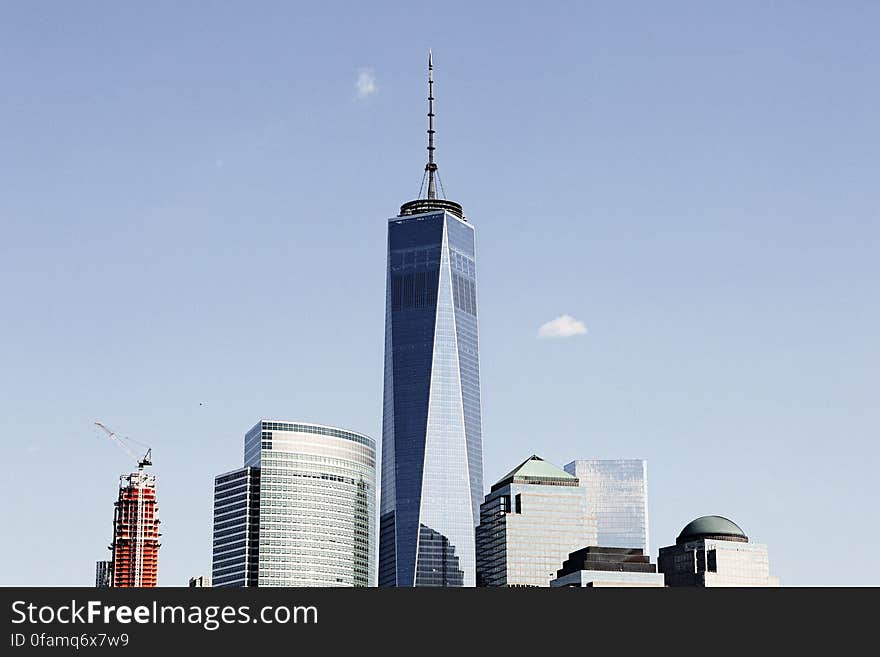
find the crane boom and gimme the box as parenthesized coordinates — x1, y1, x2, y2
(95, 421, 152, 470)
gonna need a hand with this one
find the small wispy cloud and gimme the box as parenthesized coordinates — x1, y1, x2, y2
(537, 314, 588, 339)
(26, 445, 40, 454)
(355, 68, 377, 99)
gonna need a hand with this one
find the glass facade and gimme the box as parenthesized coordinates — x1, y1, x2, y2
(213, 420, 376, 587)
(212, 467, 260, 588)
(380, 210, 483, 587)
(250, 421, 375, 587)
(476, 457, 594, 587)
(564, 459, 649, 553)
(658, 538, 780, 587)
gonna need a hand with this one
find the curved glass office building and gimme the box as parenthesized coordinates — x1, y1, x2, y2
(213, 420, 376, 587)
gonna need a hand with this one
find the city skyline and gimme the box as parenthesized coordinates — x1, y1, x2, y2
(2, 3, 878, 587)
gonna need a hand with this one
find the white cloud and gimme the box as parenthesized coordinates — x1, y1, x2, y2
(537, 314, 588, 339)
(355, 69, 377, 99)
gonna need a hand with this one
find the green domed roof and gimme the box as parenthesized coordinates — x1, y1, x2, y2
(676, 516, 748, 544)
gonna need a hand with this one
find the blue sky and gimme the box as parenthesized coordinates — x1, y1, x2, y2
(1, 1, 877, 586)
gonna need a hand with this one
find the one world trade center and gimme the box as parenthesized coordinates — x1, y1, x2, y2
(379, 52, 484, 587)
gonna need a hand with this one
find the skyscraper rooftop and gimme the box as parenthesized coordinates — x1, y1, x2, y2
(399, 51, 465, 220)
(676, 515, 748, 544)
(491, 455, 578, 492)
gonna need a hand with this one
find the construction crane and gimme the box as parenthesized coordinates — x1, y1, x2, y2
(94, 421, 152, 470)
(95, 421, 153, 588)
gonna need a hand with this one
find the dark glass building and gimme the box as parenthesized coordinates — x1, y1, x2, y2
(212, 466, 260, 588)
(95, 560, 112, 588)
(379, 53, 484, 587)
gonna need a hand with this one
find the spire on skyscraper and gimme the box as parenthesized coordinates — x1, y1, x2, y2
(426, 49, 437, 200)
(400, 51, 465, 220)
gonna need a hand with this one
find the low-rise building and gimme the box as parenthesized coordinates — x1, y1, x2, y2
(551, 546, 664, 587)
(658, 516, 779, 587)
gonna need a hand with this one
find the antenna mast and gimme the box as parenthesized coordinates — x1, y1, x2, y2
(426, 49, 437, 200)
(399, 51, 465, 220)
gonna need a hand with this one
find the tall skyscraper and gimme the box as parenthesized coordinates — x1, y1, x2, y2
(564, 459, 649, 553)
(658, 515, 780, 587)
(475, 455, 594, 587)
(108, 470, 160, 587)
(379, 52, 484, 587)
(212, 420, 376, 587)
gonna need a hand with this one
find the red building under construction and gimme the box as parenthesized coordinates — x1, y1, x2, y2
(109, 470, 161, 587)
